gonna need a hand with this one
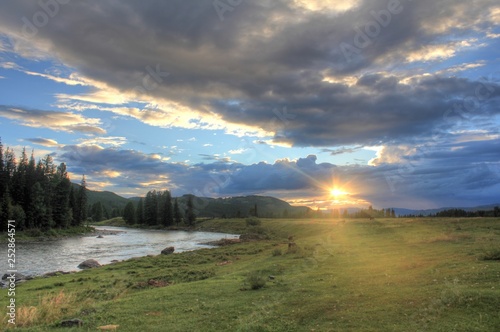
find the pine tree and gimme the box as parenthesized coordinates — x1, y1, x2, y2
(184, 195, 196, 226)
(145, 190, 158, 225)
(173, 198, 181, 225)
(91, 202, 104, 222)
(68, 185, 76, 226)
(136, 198, 145, 224)
(31, 182, 48, 229)
(74, 175, 87, 226)
(4, 147, 16, 177)
(161, 191, 173, 227)
(52, 163, 71, 228)
(123, 201, 136, 225)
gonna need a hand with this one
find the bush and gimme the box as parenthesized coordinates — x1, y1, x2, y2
(272, 249, 282, 256)
(246, 272, 266, 290)
(246, 217, 261, 227)
(483, 249, 500, 261)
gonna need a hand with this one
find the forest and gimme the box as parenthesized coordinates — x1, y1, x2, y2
(0, 139, 87, 232)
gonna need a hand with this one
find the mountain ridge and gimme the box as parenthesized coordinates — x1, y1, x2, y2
(74, 182, 499, 218)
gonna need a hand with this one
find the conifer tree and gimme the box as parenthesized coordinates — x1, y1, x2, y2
(184, 195, 196, 226)
(161, 190, 173, 227)
(74, 175, 88, 226)
(136, 198, 145, 224)
(173, 198, 181, 225)
(123, 201, 136, 225)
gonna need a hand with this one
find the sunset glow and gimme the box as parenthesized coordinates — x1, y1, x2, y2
(330, 188, 349, 198)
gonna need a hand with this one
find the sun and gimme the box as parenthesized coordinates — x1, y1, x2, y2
(330, 188, 349, 198)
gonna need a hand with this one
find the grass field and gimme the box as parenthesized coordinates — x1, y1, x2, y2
(2, 217, 499, 331)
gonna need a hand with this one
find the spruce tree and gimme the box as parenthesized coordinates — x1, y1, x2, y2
(75, 175, 88, 226)
(123, 201, 136, 224)
(145, 190, 158, 225)
(184, 195, 196, 226)
(91, 202, 104, 222)
(161, 191, 173, 227)
(52, 163, 71, 228)
(173, 198, 181, 225)
(136, 198, 145, 224)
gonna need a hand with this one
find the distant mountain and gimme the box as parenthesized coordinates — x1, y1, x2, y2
(393, 203, 500, 216)
(176, 194, 311, 218)
(71, 183, 130, 215)
(75, 186, 311, 219)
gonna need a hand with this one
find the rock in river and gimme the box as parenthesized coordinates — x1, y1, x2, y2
(161, 246, 175, 255)
(78, 259, 101, 269)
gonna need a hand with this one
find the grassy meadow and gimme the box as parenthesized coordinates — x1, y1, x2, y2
(1, 217, 499, 331)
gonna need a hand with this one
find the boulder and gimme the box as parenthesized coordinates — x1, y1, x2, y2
(78, 259, 101, 269)
(161, 246, 175, 255)
(60, 319, 83, 327)
(43, 271, 67, 278)
(2, 273, 28, 282)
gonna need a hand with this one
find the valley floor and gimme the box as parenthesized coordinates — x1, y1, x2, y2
(2, 217, 500, 331)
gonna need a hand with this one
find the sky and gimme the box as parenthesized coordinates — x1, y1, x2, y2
(0, 0, 499, 210)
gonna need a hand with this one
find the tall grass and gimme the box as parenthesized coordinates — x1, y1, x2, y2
(1, 290, 76, 329)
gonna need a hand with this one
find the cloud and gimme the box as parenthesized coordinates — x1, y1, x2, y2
(0, 0, 498, 147)
(77, 136, 127, 147)
(25, 138, 60, 147)
(0, 105, 106, 135)
(22, 70, 88, 86)
(321, 146, 364, 156)
(57, 140, 500, 208)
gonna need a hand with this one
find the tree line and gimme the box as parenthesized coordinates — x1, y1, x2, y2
(122, 191, 196, 227)
(0, 139, 87, 232)
(325, 206, 396, 219)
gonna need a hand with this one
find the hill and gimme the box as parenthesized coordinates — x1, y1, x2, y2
(393, 203, 500, 216)
(86, 188, 311, 219)
(71, 183, 130, 216)
(184, 194, 311, 218)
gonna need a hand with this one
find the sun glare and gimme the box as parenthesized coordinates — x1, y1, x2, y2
(330, 188, 349, 198)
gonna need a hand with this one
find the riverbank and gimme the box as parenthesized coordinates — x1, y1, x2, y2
(2, 217, 499, 331)
(0, 225, 96, 243)
(92, 217, 255, 235)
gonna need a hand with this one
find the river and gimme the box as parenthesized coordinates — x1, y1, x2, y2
(1, 226, 239, 277)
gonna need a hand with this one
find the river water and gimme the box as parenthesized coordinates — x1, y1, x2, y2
(1, 226, 239, 276)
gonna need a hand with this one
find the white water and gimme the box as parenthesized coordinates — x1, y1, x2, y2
(1, 226, 239, 276)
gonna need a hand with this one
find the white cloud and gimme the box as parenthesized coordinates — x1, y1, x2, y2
(0, 106, 106, 135)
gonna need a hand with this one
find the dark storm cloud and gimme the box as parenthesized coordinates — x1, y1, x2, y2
(0, 0, 498, 147)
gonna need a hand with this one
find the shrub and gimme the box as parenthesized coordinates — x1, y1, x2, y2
(483, 249, 500, 261)
(246, 217, 261, 227)
(272, 249, 282, 256)
(246, 272, 266, 290)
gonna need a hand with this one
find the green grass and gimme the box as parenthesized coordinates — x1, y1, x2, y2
(2, 217, 500, 331)
(91, 217, 128, 227)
